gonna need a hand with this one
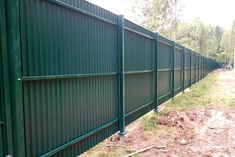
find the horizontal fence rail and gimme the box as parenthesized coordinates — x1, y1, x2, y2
(0, 0, 219, 157)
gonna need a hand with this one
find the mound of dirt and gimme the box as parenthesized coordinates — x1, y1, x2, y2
(156, 111, 195, 129)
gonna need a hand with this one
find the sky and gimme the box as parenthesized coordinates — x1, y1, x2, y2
(87, 0, 235, 29)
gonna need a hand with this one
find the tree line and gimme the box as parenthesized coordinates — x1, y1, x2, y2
(131, 0, 235, 65)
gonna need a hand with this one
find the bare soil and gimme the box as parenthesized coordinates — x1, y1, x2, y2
(81, 69, 235, 157)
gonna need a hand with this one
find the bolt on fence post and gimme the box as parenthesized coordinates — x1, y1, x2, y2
(189, 50, 192, 87)
(118, 15, 126, 136)
(182, 47, 185, 93)
(154, 33, 159, 112)
(172, 41, 175, 99)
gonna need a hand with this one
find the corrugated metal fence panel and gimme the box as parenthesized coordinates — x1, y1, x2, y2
(0, 0, 219, 156)
(20, 0, 119, 156)
(158, 35, 173, 104)
(124, 19, 155, 125)
(195, 54, 198, 82)
(184, 49, 191, 87)
(0, 15, 9, 155)
(174, 44, 183, 94)
(58, 0, 118, 23)
(191, 53, 196, 84)
(200, 56, 202, 79)
(199, 55, 201, 80)
(0, 59, 4, 157)
(0, 18, 3, 157)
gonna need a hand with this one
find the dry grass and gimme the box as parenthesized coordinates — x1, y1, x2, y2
(81, 70, 235, 157)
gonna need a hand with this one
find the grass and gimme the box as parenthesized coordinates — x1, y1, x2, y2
(82, 70, 235, 157)
(81, 142, 133, 157)
(139, 72, 223, 135)
(162, 73, 220, 112)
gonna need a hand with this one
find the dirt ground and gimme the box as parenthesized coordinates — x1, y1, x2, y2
(81, 69, 235, 157)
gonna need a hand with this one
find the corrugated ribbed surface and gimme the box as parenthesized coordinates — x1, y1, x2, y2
(184, 49, 191, 87)
(124, 20, 155, 117)
(174, 44, 183, 93)
(3, 0, 218, 156)
(59, 0, 118, 23)
(195, 54, 199, 82)
(0, 1, 6, 155)
(21, 0, 118, 156)
(158, 36, 173, 103)
(0, 58, 4, 157)
(191, 53, 196, 84)
(199, 56, 202, 79)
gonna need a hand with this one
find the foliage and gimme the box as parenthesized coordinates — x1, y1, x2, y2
(220, 20, 235, 65)
(132, 0, 183, 39)
(175, 19, 224, 57)
(131, 1, 235, 64)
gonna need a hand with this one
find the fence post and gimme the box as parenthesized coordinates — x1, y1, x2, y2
(0, 0, 13, 155)
(172, 41, 175, 99)
(202, 57, 204, 78)
(199, 55, 200, 81)
(5, 0, 26, 156)
(194, 53, 197, 84)
(182, 47, 185, 92)
(201, 56, 203, 79)
(154, 33, 159, 111)
(118, 15, 126, 135)
(189, 50, 192, 87)
(198, 55, 200, 81)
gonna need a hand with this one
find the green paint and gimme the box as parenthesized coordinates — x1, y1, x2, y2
(118, 15, 125, 135)
(0, 0, 219, 156)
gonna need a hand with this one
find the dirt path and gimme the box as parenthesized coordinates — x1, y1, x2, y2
(218, 69, 235, 99)
(81, 69, 235, 157)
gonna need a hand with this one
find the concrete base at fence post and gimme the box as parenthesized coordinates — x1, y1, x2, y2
(118, 131, 126, 145)
(154, 108, 159, 113)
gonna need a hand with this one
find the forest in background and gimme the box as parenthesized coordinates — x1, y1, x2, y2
(131, 0, 235, 65)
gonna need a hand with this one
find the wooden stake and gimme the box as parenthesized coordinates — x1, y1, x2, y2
(124, 145, 166, 157)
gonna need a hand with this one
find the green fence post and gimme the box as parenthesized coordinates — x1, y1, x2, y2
(5, 0, 26, 156)
(203, 57, 205, 77)
(0, 0, 13, 155)
(182, 47, 185, 92)
(154, 33, 159, 111)
(198, 55, 200, 81)
(201, 56, 203, 78)
(172, 41, 175, 99)
(202, 57, 204, 78)
(199, 55, 200, 81)
(195, 53, 196, 82)
(189, 50, 192, 87)
(118, 15, 126, 135)
(204, 57, 205, 77)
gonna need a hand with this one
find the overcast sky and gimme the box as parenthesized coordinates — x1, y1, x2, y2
(87, 0, 235, 29)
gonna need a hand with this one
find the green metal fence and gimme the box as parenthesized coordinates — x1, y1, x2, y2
(0, 0, 219, 157)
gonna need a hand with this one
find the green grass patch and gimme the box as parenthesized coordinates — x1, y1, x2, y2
(81, 143, 134, 157)
(161, 73, 219, 112)
(139, 73, 220, 135)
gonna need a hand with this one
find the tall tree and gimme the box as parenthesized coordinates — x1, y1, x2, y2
(132, 0, 183, 39)
(214, 25, 223, 53)
(221, 20, 235, 65)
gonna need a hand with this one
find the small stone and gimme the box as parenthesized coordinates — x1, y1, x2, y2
(179, 139, 188, 145)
